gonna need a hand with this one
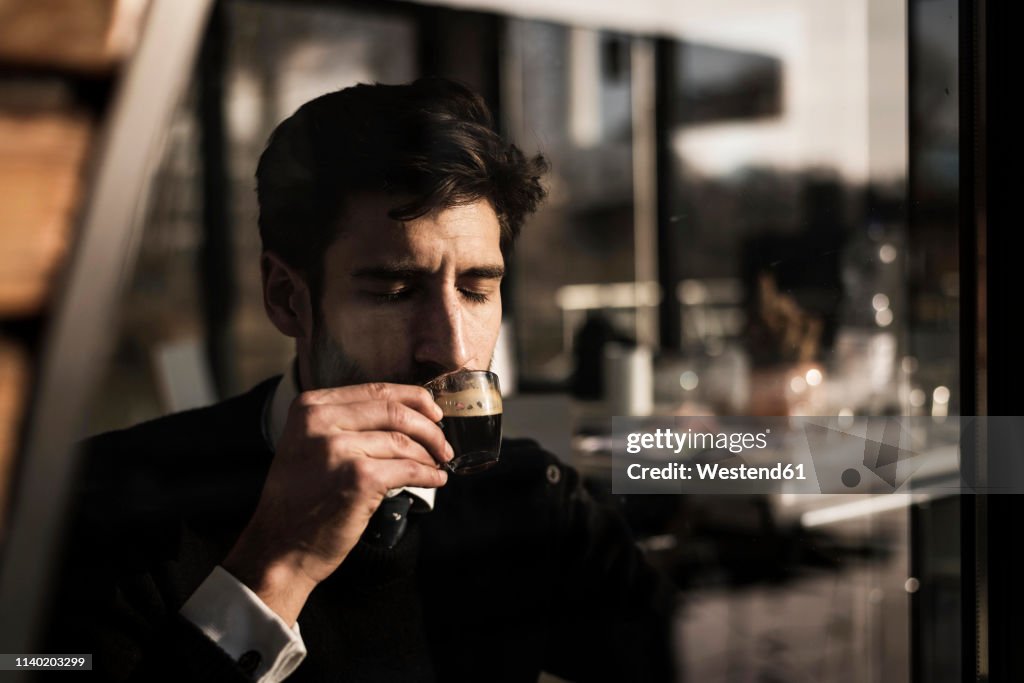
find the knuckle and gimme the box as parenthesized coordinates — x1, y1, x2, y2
(298, 405, 322, 432)
(407, 459, 426, 478)
(366, 382, 390, 401)
(386, 400, 407, 427)
(295, 391, 318, 408)
(325, 432, 349, 453)
(389, 430, 413, 452)
(346, 458, 377, 489)
(313, 433, 342, 461)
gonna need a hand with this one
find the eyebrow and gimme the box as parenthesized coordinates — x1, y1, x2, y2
(351, 265, 505, 280)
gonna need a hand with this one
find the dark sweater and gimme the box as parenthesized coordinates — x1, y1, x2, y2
(43, 378, 679, 682)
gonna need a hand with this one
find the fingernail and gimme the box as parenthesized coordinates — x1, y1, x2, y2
(445, 442, 455, 461)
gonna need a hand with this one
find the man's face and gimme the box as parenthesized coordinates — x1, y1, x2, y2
(308, 196, 505, 389)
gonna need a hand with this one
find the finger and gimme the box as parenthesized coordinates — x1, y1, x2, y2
(298, 383, 442, 421)
(339, 430, 442, 469)
(369, 457, 450, 491)
(322, 401, 451, 464)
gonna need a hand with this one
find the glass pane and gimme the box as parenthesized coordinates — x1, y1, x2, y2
(68, 2, 965, 680)
(505, 20, 638, 384)
(497, 2, 961, 682)
(631, 1, 959, 681)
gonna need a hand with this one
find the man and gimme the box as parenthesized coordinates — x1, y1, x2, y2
(45, 78, 679, 682)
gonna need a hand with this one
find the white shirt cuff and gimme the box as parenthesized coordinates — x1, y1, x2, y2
(180, 566, 307, 682)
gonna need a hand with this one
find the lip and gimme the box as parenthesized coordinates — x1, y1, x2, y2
(423, 368, 495, 388)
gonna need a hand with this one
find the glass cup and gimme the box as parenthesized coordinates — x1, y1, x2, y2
(424, 370, 503, 474)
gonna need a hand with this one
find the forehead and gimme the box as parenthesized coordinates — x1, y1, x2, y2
(328, 195, 502, 266)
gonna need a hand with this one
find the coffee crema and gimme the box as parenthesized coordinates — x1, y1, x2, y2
(433, 388, 503, 417)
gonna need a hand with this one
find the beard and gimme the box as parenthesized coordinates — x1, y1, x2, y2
(308, 321, 491, 390)
(308, 323, 371, 390)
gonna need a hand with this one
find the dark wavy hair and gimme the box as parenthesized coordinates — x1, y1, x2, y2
(256, 77, 548, 293)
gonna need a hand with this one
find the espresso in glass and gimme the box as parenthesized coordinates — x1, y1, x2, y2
(425, 370, 502, 474)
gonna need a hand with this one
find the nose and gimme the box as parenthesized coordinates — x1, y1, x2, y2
(413, 287, 472, 374)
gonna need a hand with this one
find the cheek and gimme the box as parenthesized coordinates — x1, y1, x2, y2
(467, 297, 503, 359)
(323, 299, 415, 365)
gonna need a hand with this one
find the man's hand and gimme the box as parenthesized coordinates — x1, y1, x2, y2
(222, 382, 451, 626)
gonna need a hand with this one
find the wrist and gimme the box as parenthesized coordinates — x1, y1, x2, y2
(222, 547, 317, 627)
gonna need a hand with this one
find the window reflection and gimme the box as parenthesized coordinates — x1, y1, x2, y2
(77, 1, 962, 680)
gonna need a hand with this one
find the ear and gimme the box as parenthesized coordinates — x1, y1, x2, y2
(261, 251, 314, 339)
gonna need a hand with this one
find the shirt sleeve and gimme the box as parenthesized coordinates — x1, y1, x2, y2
(180, 566, 307, 682)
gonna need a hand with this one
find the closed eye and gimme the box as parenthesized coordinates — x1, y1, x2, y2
(365, 286, 494, 305)
(459, 289, 490, 304)
(368, 288, 414, 304)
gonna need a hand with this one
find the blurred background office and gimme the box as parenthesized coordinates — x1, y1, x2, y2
(2, 0, 1014, 681)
